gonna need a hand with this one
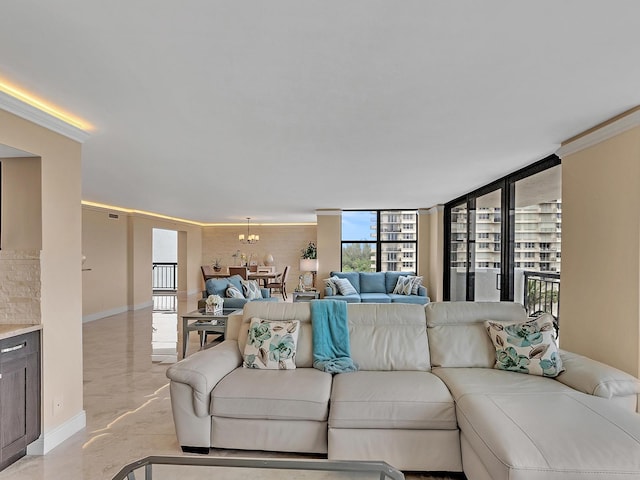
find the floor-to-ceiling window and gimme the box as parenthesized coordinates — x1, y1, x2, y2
(341, 210, 418, 272)
(444, 155, 561, 314)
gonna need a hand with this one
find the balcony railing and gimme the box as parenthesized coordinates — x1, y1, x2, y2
(523, 270, 560, 329)
(153, 262, 177, 291)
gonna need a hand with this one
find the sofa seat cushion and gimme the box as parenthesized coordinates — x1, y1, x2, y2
(323, 294, 361, 303)
(359, 293, 391, 303)
(329, 371, 457, 430)
(212, 367, 332, 421)
(432, 367, 572, 401)
(457, 392, 640, 479)
(388, 294, 428, 304)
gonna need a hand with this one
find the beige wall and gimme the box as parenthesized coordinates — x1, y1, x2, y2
(0, 109, 84, 447)
(82, 207, 128, 319)
(316, 210, 342, 286)
(419, 206, 444, 302)
(560, 125, 640, 377)
(82, 205, 203, 319)
(1, 157, 42, 250)
(202, 224, 317, 293)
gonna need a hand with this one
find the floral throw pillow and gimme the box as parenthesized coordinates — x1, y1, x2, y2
(243, 318, 300, 370)
(485, 314, 564, 378)
(241, 279, 263, 300)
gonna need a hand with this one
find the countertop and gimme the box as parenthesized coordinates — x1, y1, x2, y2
(0, 324, 42, 341)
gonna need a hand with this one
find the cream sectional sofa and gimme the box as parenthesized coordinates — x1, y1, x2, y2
(166, 301, 640, 478)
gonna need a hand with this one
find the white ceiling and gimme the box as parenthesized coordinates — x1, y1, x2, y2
(1, 1, 639, 223)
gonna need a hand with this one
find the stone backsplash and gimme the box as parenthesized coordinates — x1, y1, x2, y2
(0, 250, 41, 324)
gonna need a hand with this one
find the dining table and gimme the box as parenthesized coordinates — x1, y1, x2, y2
(204, 268, 280, 287)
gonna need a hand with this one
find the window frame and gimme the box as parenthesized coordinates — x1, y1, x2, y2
(341, 209, 418, 272)
(443, 154, 561, 301)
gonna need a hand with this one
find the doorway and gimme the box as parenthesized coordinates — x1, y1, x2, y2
(444, 155, 561, 312)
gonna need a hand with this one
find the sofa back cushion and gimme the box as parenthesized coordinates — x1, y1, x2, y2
(237, 302, 314, 367)
(331, 271, 360, 293)
(359, 272, 386, 293)
(384, 271, 414, 293)
(205, 277, 231, 296)
(347, 303, 430, 371)
(426, 301, 526, 368)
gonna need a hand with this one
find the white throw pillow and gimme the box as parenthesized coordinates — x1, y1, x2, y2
(323, 276, 340, 295)
(409, 275, 423, 295)
(241, 279, 263, 300)
(243, 318, 300, 370)
(226, 285, 244, 298)
(393, 275, 413, 295)
(485, 314, 563, 377)
(334, 277, 357, 296)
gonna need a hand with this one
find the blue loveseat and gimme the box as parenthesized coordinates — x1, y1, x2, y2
(198, 275, 278, 309)
(323, 271, 429, 304)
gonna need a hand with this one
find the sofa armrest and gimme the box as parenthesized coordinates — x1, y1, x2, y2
(166, 340, 242, 417)
(417, 285, 427, 297)
(556, 349, 640, 399)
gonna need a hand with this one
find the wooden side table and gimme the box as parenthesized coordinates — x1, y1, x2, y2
(292, 290, 320, 302)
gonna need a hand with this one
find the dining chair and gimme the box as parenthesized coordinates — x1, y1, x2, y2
(248, 264, 258, 273)
(201, 265, 216, 281)
(266, 265, 290, 301)
(228, 266, 249, 280)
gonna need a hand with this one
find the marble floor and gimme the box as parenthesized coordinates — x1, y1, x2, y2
(0, 294, 466, 480)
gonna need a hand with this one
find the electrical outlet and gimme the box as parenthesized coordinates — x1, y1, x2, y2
(53, 395, 63, 414)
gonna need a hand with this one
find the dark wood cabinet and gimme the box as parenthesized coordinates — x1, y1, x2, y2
(0, 331, 40, 470)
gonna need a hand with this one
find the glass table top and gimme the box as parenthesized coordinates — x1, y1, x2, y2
(112, 456, 405, 480)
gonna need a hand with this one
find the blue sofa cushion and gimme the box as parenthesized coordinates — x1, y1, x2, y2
(205, 278, 232, 296)
(323, 294, 361, 303)
(359, 272, 386, 293)
(388, 294, 429, 304)
(227, 275, 245, 297)
(331, 271, 361, 294)
(360, 292, 392, 303)
(385, 271, 415, 293)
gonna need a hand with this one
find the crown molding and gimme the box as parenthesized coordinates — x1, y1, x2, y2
(557, 106, 640, 158)
(419, 205, 444, 215)
(0, 91, 90, 143)
(315, 209, 342, 216)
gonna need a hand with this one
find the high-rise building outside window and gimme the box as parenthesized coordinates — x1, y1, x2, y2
(342, 210, 418, 272)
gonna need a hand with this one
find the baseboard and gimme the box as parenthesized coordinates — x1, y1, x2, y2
(82, 305, 129, 323)
(130, 300, 153, 311)
(27, 410, 86, 455)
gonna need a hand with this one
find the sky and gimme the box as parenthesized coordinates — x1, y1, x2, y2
(341, 211, 376, 241)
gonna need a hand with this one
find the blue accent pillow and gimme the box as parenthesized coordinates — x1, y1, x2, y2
(227, 275, 245, 296)
(205, 278, 231, 296)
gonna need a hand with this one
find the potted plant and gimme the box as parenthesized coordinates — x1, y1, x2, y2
(300, 242, 318, 290)
(301, 241, 317, 260)
(211, 258, 223, 272)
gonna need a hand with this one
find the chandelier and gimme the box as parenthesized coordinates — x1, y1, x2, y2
(239, 217, 259, 244)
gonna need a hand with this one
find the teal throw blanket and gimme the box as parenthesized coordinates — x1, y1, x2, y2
(310, 299, 357, 373)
